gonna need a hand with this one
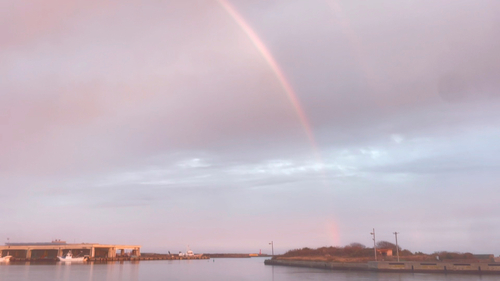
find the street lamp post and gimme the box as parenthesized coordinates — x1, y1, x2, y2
(393, 232, 400, 262)
(370, 228, 377, 261)
(269, 241, 274, 256)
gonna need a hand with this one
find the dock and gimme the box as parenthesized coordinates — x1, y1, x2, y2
(88, 254, 209, 262)
(1, 241, 141, 261)
(0, 241, 215, 262)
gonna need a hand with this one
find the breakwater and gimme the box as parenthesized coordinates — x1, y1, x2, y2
(8, 254, 209, 262)
(264, 259, 500, 274)
(208, 253, 270, 258)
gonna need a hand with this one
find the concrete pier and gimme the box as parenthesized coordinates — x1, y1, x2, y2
(1, 242, 141, 260)
(369, 260, 500, 274)
(265, 259, 500, 274)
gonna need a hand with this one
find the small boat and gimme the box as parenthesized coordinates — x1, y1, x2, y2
(57, 251, 88, 262)
(179, 246, 203, 258)
(0, 254, 12, 262)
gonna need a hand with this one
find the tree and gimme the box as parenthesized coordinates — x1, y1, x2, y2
(346, 242, 366, 249)
(376, 241, 399, 252)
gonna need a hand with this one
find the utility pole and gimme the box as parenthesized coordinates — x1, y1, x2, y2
(269, 241, 274, 256)
(370, 228, 377, 261)
(393, 232, 400, 262)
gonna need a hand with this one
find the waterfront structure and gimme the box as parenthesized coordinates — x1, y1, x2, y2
(376, 249, 393, 257)
(266, 259, 500, 274)
(0, 241, 140, 259)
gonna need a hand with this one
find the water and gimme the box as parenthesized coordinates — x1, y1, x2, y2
(0, 258, 496, 281)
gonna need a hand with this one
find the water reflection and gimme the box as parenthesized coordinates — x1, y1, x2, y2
(88, 262, 93, 281)
(0, 259, 498, 281)
(271, 264, 275, 281)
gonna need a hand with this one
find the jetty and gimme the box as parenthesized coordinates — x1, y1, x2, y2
(265, 259, 500, 274)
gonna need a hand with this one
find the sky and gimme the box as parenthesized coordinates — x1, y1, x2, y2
(1, 0, 500, 255)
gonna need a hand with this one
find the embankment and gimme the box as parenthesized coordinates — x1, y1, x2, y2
(208, 253, 271, 258)
(264, 259, 500, 274)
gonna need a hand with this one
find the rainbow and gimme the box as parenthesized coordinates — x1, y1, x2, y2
(217, 2, 338, 243)
(217, 0, 317, 148)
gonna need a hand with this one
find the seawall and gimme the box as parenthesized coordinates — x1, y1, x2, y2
(264, 259, 500, 274)
(264, 259, 369, 271)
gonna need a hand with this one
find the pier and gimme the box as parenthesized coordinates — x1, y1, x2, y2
(0, 241, 212, 262)
(1, 241, 141, 261)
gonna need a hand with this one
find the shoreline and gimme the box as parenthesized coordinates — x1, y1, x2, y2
(264, 259, 500, 275)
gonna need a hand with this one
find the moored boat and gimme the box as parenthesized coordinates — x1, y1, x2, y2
(179, 246, 203, 258)
(57, 251, 88, 262)
(0, 254, 12, 262)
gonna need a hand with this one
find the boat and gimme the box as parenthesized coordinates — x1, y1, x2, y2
(57, 251, 88, 262)
(179, 246, 203, 258)
(0, 253, 12, 262)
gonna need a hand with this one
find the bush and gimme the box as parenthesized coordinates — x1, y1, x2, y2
(400, 249, 413, 256)
(433, 251, 475, 261)
(283, 244, 374, 258)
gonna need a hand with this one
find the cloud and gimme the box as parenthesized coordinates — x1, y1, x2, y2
(1, 0, 500, 254)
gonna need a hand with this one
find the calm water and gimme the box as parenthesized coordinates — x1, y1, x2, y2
(0, 258, 496, 281)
